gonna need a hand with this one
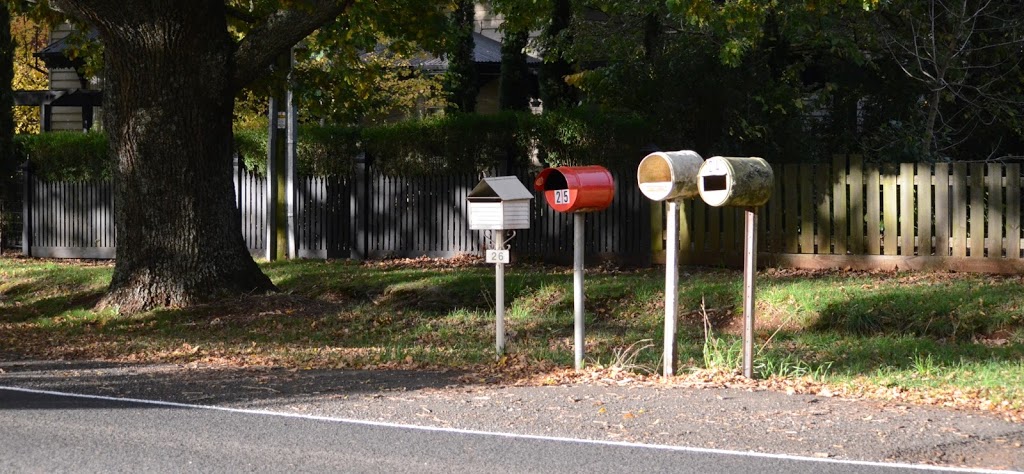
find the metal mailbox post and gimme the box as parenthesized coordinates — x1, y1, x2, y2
(636, 150, 704, 376)
(696, 157, 774, 378)
(467, 176, 534, 355)
(533, 166, 615, 370)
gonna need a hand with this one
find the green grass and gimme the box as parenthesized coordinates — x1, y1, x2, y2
(2, 257, 1023, 412)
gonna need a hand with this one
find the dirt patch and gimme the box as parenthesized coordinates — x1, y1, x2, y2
(188, 293, 344, 323)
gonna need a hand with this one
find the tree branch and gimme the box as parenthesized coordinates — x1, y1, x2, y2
(225, 5, 260, 25)
(232, 0, 355, 90)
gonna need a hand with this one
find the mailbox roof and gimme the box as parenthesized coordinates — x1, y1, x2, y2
(468, 176, 534, 202)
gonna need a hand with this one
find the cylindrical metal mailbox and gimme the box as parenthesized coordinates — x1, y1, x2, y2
(533, 166, 615, 213)
(636, 150, 704, 202)
(697, 156, 774, 207)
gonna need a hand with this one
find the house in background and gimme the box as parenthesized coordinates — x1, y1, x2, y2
(13, 23, 102, 133)
(409, 31, 540, 115)
(14, 4, 537, 131)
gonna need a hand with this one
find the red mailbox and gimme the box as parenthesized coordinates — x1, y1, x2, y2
(533, 166, 615, 213)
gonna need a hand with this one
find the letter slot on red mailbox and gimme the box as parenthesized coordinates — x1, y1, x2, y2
(533, 166, 615, 213)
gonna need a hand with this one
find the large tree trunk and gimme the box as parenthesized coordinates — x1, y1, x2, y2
(1, 3, 17, 250)
(84, 2, 275, 312)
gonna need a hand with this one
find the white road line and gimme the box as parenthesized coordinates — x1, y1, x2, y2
(0, 385, 1016, 474)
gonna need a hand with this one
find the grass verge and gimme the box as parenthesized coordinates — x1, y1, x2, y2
(1, 256, 1022, 420)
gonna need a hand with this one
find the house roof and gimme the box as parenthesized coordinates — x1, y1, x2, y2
(13, 89, 103, 107)
(34, 30, 100, 69)
(467, 176, 534, 202)
(410, 32, 540, 72)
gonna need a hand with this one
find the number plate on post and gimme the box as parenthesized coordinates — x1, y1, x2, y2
(486, 250, 510, 264)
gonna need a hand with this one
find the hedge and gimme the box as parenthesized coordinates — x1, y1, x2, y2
(16, 110, 656, 181)
(14, 132, 110, 181)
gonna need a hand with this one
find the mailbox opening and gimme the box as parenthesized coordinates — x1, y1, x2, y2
(638, 159, 671, 183)
(636, 150, 704, 202)
(702, 174, 728, 192)
(542, 171, 568, 191)
(637, 159, 671, 199)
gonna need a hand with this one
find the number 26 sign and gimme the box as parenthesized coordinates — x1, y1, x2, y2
(486, 249, 510, 264)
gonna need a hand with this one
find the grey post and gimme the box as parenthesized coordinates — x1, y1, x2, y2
(663, 201, 679, 376)
(285, 65, 297, 259)
(573, 213, 585, 370)
(742, 208, 758, 378)
(495, 229, 506, 355)
(265, 97, 279, 261)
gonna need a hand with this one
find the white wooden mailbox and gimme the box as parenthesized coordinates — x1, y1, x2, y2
(467, 176, 533, 230)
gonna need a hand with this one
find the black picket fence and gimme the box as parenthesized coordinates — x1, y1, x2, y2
(18, 160, 654, 264)
(0, 167, 25, 252)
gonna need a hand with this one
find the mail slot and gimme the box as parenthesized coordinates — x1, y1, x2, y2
(697, 156, 774, 207)
(533, 166, 615, 213)
(636, 150, 704, 202)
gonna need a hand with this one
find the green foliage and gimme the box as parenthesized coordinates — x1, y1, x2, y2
(443, 0, 478, 113)
(20, 108, 661, 181)
(556, 0, 1023, 163)
(364, 112, 528, 175)
(237, 110, 655, 177)
(15, 132, 110, 181)
(292, 45, 447, 126)
(872, 0, 1024, 161)
(1, 2, 14, 179)
(532, 108, 654, 167)
(232, 125, 361, 177)
(296, 124, 361, 176)
(232, 127, 269, 175)
(498, 29, 531, 111)
(537, 0, 576, 110)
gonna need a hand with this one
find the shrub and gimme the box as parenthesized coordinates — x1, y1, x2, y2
(532, 108, 655, 168)
(235, 124, 362, 177)
(15, 109, 658, 181)
(15, 132, 110, 181)
(363, 112, 531, 175)
(233, 126, 268, 175)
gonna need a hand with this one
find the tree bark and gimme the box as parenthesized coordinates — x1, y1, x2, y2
(58, 1, 277, 313)
(1, 3, 17, 249)
(539, 0, 576, 110)
(498, 29, 530, 111)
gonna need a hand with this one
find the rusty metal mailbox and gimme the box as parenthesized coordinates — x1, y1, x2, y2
(635, 150, 703, 377)
(533, 166, 615, 213)
(636, 150, 704, 202)
(697, 156, 774, 208)
(695, 156, 774, 379)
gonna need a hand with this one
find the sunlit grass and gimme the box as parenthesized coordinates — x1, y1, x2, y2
(2, 256, 1023, 414)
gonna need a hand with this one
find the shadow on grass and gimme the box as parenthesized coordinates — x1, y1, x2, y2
(7, 258, 1022, 380)
(811, 282, 1023, 340)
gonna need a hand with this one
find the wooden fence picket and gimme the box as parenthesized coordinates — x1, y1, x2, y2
(900, 163, 915, 256)
(917, 163, 933, 256)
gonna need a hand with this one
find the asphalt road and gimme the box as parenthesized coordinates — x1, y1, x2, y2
(0, 386, 1005, 474)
